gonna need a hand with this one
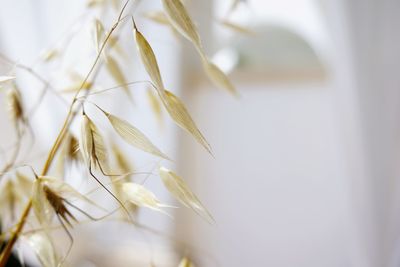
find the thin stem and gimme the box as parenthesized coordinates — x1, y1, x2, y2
(41, 6, 130, 175)
(0, 201, 31, 265)
(0, 53, 68, 105)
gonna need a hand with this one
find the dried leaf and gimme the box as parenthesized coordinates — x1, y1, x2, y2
(0, 76, 15, 84)
(103, 111, 170, 160)
(161, 0, 202, 49)
(219, 19, 254, 35)
(134, 29, 165, 96)
(122, 182, 172, 213)
(203, 60, 238, 96)
(178, 257, 195, 267)
(159, 167, 214, 223)
(26, 233, 59, 267)
(161, 90, 212, 154)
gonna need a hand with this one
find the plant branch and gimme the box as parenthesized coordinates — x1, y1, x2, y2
(0, 1, 132, 265)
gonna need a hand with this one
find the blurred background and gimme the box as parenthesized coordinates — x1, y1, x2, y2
(1, 0, 400, 266)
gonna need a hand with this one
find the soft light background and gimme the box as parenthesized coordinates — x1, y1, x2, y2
(1, 0, 399, 266)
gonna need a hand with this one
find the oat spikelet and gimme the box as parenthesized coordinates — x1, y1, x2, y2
(134, 28, 166, 96)
(111, 144, 139, 217)
(178, 257, 196, 267)
(159, 166, 214, 223)
(15, 172, 33, 197)
(26, 233, 59, 267)
(43, 185, 77, 227)
(0, 76, 15, 84)
(112, 143, 133, 175)
(79, 115, 94, 167)
(161, 0, 237, 96)
(106, 55, 132, 99)
(79, 114, 109, 171)
(162, 90, 212, 154)
(202, 60, 238, 96)
(219, 19, 254, 35)
(121, 182, 173, 214)
(161, 0, 202, 49)
(0, 180, 18, 222)
(66, 134, 80, 163)
(101, 110, 170, 160)
(143, 11, 170, 25)
(32, 176, 101, 227)
(7, 87, 25, 128)
(147, 87, 163, 125)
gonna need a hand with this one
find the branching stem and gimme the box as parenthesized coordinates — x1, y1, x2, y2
(0, 1, 132, 265)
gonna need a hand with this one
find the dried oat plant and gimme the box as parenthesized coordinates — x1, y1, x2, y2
(0, 0, 250, 266)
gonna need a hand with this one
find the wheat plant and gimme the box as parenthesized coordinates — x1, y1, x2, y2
(0, 0, 248, 266)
